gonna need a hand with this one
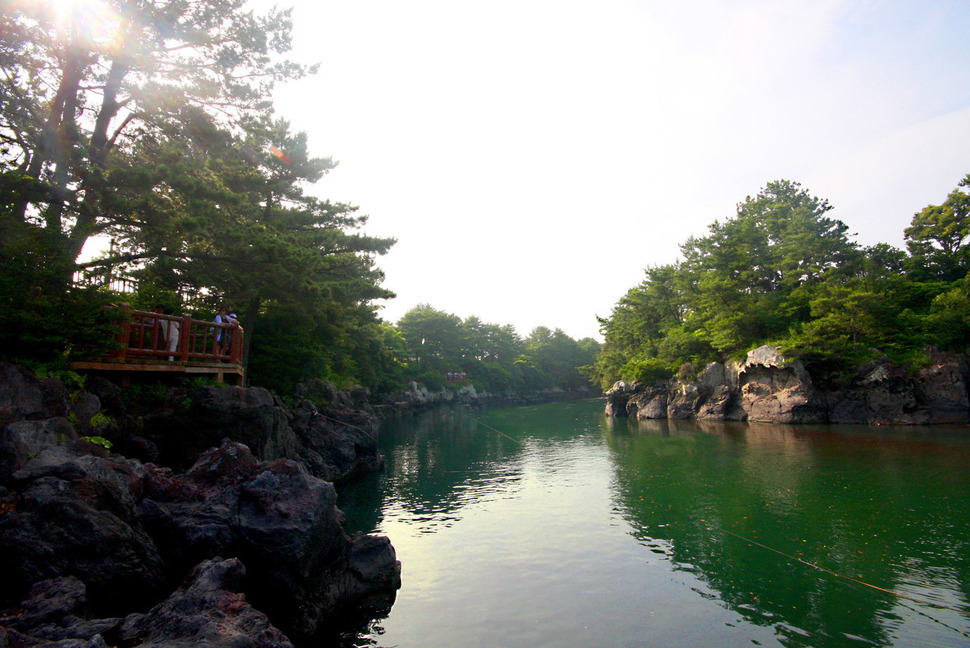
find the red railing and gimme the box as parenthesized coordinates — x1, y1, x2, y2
(111, 307, 244, 365)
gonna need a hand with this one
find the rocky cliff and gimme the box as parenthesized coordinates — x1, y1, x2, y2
(605, 346, 970, 425)
(0, 364, 401, 647)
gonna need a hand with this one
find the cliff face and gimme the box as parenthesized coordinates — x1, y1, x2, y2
(0, 364, 401, 647)
(605, 346, 970, 425)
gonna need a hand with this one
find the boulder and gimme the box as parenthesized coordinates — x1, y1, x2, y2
(117, 558, 294, 648)
(848, 356, 970, 425)
(825, 388, 870, 424)
(140, 386, 301, 471)
(137, 440, 401, 643)
(856, 362, 921, 424)
(738, 346, 827, 423)
(912, 353, 970, 423)
(0, 364, 68, 426)
(68, 393, 101, 435)
(696, 384, 743, 420)
(604, 381, 635, 417)
(82, 378, 124, 417)
(0, 576, 89, 632)
(629, 388, 668, 419)
(0, 445, 166, 614)
(0, 576, 121, 645)
(0, 365, 400, 645)
(0, 561, 297, 648)
(289, 401, 383, 485)
(293, 378, 339, 407)
(667, 383, 701, 419)
(0, 418, 77, 485)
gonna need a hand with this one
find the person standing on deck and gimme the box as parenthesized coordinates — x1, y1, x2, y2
(213, 308, 237, 358)
(164, 308, 180, 361)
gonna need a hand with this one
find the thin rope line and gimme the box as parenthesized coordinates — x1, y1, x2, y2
(720, 527, 970, 620)
(464, 413, 526, 446)
(316, 411, 378, 438)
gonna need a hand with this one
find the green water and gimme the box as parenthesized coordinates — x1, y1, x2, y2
(336, 400, 970, 648)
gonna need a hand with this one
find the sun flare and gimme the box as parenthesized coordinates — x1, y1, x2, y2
(45, 0, 117, 41)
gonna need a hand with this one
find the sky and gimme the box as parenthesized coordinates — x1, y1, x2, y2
(253, 0, 970, 341)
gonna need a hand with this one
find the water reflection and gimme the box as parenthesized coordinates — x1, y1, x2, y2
(335, 401, 970, 648)
(607, 416, 970, 647)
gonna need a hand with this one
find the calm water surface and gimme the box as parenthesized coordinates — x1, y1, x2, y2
(335, 400, 970, 648)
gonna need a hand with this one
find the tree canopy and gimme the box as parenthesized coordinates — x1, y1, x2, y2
(592, 176, 970, 390)
(904, 173, 970, 281)
(0, 0, 601, 398)
(395, 305, 600, 394)
(0, 0, 400, 391)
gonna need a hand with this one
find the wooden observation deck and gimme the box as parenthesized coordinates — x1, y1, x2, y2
(72, 307, 245, 385)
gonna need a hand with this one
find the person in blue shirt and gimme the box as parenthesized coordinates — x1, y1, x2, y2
(214, 307, 237, 357)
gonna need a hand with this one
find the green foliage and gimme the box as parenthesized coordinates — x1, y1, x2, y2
(81, 435, 113, 450)
(0, 1, 396, 395)
(32, 366, 85, 391)
(393, 306, 600, 395)
(904, 174, 970, 281)
(595, 176, 970, 388)
(622, 357, 674, 385)
(88, 411, 116, 432)
(397, 305, 466, 374)
(121, 384, 170, 410)
(415, 370, 446, 392)
(923, 280, 970, 349)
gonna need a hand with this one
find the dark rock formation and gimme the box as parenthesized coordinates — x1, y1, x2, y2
(138, 385, 300, 471)
(97, 379, 386, 486)
(0, 363, 401, 647)
(137, 440, 400, 642)
(604, 381, 637, 417)
(738, 347, 827, 423)
(0, 364, 68, 426)
(627, 385, 669, 419)
(116, 558, 295, 648)
(0, 417, 76, 484)
(606, 346, 970, 425)
(0, 445, 166, 615)
(0, 560, 296, 648)
(0, 575, 120, 644)
(288, 401, 384, 485)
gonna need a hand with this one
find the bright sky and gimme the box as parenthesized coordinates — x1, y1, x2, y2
(258, 0, 970, 341)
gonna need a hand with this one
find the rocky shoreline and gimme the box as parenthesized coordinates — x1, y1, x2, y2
(0, 364, 401, 647)
(605, 345, 970, 425)
(374, 380, 599, 416)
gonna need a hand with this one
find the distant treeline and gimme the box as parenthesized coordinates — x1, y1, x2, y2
(387, 305, 600, 395)
(589, 176, 970, 390)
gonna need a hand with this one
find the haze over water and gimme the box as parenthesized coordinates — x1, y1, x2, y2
(337, 400, 970, 647)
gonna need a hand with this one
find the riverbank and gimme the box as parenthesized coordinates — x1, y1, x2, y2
(372, 379, 600, 417)
(0, 363, 401, 647)
(606, 345, 970, 425)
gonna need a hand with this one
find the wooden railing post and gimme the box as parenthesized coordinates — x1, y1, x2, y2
(178, 315, 191, 361)
(114, 305, 131, 361)
(151, 312, 162, 353)
(229, 326, 244, 365)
